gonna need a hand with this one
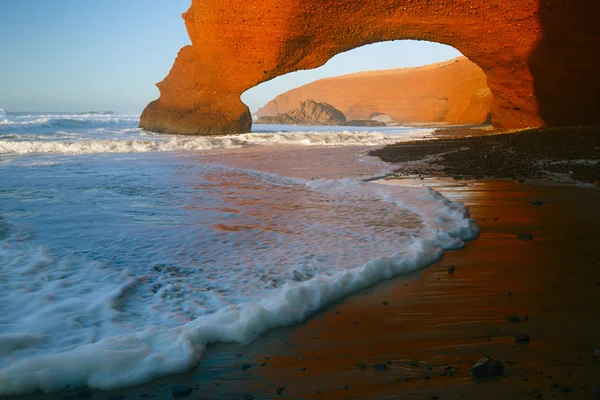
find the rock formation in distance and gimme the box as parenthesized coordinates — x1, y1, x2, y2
(257, 57, 492, 125)
(140, 0, 600, 135)
(256, 100, 347, 125)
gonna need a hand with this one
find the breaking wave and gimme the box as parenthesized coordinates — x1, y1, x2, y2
(0, 174, 478, 395)
(0, 130, 432, 155)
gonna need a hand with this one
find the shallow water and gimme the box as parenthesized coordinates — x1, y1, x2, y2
(0, 112, 478, 395)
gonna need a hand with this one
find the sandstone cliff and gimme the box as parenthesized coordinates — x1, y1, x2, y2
(140, 0, 600, 135)
(257, 57, 492, 125)
(256, 100, 346, 125)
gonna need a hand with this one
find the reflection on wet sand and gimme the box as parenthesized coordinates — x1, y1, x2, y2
(192, 179, 600, 400)
(15, 177, 600, 400)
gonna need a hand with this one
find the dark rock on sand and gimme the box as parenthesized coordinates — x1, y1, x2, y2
(172, 384, 192, 397)
(275, 386, 285, 395)
(560, 387, 572, 393)
(374, 363, 389, 370)
(370, 125, 600, 184)
(470, 357, 504, 378)
(531, 200, 543, 206)
(447, 265, 456, 274)
(517, 233, 534, 241)
(515, 333, 531, 343)
(593, 348, 600, 361)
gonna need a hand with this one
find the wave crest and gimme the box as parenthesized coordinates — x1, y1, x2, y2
(0, 130, 432, 155)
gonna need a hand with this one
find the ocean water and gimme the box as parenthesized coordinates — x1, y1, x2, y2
(0, 111, 478, 395)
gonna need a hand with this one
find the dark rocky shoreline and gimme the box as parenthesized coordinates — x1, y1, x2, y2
(370, 125, 600, 184)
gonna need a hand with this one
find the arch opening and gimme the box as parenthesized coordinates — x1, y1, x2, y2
(241, 40, 493, 129)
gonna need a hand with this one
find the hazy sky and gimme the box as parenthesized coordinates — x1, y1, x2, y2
(0, 1, 461, 113)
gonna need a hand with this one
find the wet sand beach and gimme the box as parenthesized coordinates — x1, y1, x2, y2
(176, 179, 600, 400)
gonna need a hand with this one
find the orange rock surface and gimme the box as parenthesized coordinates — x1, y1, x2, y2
(140, 0, 600, 135)
(257, 57, 492, 125)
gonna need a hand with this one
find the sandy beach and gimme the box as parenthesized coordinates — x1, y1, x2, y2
(10, 138, 600, 400)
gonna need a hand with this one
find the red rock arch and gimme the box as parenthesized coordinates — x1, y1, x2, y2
(140, 0, 600, 135)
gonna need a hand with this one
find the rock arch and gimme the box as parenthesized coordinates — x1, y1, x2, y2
(140, 0, 600, 135)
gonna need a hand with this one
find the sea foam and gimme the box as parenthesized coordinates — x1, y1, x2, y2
(0, 130, 432, 155)
(0, 176, 478, 395)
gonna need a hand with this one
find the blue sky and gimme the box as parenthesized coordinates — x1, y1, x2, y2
(0, 1, 461, 113)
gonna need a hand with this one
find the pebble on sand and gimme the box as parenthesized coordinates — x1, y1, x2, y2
(515, 333, 531, 343)
(517, 233, 534, 241)
(171, 385, 192, 398)
(470, 357, 504, 378)
(507, 315, 530, 323)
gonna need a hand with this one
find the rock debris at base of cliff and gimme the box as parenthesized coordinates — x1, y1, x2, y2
(371, 126, 600, 184)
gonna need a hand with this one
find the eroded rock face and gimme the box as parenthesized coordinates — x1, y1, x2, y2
(256, 100, 346, 125)
(140, 0, 600, 135)
(257, 57, 492, 125)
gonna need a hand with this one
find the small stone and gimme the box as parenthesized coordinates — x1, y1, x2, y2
(358, 362, 367, 369)
(410, 359, 420, 367)
(550, 383, 559, 389)
(430, 397, 439, 400)
(447, 265, 455, 274)
(515, 333, 531, 344)
(240, 363, 252, 371)
(172, 385, 192, 398)
(470, 357, 504, 378)
(593, 349, 600, 361)
(560, 387, 572, 393)
(382, 301, 388, 306)
(508, 315, 530, 323)
(531, 389, 543, 399)
(276, 386, 285, 395)
(530, 200, 543, 206)
(374, 363, 389, 370)
(517, 233, 534, 241)
(423, 375, 430, 380)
